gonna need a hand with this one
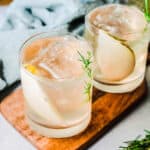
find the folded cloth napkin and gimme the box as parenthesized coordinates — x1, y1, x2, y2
(0, 0, 104, 30)
(0, 0, 118, 91)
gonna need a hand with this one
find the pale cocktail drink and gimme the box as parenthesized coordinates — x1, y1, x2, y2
(20, 33, 93, 138)
(85, 4, 150, 93)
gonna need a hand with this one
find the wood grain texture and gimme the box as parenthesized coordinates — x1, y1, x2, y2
(0, 81, 147, 150)
(0, 0, 12, 5)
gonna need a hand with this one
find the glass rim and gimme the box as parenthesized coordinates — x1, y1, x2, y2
(20, 31, 92, 83)
(85, 4, 148, 36)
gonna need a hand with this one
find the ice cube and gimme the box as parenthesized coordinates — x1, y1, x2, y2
(89, 4, 147, 41)
(32, 36, 90, 79)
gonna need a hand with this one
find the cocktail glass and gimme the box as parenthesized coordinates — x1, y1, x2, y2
(84, 4, 150, 93)
(20, 32, 93, 138)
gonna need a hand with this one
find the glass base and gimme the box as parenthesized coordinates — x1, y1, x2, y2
(93, 75, 144, 93)
(26, 114, 91, 138)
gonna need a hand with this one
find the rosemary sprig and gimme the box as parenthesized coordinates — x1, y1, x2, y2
(119, 130, 150, 150)
(84, 82, 92, 102)
(78, 51, 93, 102)
(78, 51, 92, 78)
(145, 0, 150, 22)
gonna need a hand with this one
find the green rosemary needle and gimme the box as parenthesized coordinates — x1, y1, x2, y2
(78, 51, 93, 102)
(120, 130, 150, 150)
(78, 51, 92, 78)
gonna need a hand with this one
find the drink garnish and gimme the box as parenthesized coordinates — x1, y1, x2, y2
(145, 0, 150, 22)
(78, 51, 93, 102)
(96, 29, 135, 81)
(120, 130, 150, 150)
(24, 64, 37, 74)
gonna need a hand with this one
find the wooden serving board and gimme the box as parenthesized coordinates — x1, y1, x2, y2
(0, 0, 12, 5)
(0, 81, 147, 150)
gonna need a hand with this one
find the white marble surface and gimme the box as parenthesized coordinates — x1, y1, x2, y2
(0, 6, 150, 150)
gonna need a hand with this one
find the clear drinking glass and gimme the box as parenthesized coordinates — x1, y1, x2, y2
(84, 4, 150, 93)
(125, 0, 150, 21)
(20, 32, 93, 138)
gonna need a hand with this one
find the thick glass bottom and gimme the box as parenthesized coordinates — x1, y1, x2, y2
(93, 75, 144, 93)
(26, 114, 91, 138)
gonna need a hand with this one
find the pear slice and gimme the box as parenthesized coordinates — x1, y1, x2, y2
(95, 29, 135, 81)
(21, 68, 64, 126)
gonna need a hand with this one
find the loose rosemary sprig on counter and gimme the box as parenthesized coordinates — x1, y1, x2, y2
(78, 51, 93, 102)
(119, 130, 150, 150)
